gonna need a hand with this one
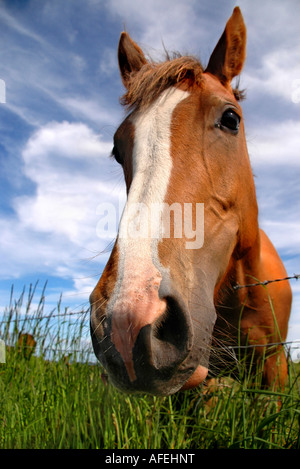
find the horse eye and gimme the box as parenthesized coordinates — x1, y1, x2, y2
(220, 110, 240, 132)
(112, 146, 123, 165)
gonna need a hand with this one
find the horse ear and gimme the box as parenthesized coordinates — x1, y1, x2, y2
(118, 32, 148, 88)
(205, 7, 246, 84)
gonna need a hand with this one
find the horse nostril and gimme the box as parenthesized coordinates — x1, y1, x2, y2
(149, 296, 192, 369)
(154, 298, 187, 347)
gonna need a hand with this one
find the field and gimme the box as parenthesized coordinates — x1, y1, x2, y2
(0, 284, 299, 449)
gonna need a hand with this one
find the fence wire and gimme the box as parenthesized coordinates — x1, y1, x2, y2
(233, 273, 300, 290)
(1, 274, 299, 359)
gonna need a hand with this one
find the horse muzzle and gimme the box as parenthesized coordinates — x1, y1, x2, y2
(90, 272, 215, 395)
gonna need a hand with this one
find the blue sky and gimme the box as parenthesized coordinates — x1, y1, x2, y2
(0, 0, 299, 349)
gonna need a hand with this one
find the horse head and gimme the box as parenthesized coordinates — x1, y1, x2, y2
(90, 8, 291, 395)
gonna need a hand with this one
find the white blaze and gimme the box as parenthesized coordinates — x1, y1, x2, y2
(118, 87, 189, 264)
(109, 87, 189, 380)
(108, 88, 189, 323)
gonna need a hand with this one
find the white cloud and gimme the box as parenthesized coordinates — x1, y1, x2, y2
(244, 47, 300, 103)
(105, 0, 218, 60)
(247, 120, 300, 166)
(59, 97, 119, 127)
(260, 221, 300, 254)
(0, 5, 48, 46)
(0, 121, 126, 284)
(23, 121, 111, 164)
(98, 47, 119, 77)
(240, 0, 300, 48)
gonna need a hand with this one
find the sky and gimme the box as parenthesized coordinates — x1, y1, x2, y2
(0, 0, 299, 355)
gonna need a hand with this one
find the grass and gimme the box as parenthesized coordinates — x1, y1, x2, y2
(0, 283, 299, 449)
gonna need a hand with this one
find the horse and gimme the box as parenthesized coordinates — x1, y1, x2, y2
(17, 333, 37, 359)
(5, 333, 37, 360)
(90, 7, 292, 396)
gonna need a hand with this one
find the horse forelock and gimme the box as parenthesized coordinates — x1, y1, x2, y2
(120, 53, 245, 111)
(120, 54, 204, 110)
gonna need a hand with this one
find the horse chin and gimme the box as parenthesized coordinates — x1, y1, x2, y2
(180, 365, 209, 391)
(103, 361, 209, 396)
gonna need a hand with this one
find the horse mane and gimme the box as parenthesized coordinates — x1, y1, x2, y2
(120, 52, 245, 110)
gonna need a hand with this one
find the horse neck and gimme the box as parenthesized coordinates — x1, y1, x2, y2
(215, 224, 261, 302)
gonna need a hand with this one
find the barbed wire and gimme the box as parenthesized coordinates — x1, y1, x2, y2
(1, 274, 299, 355)
(3, 339, 300, 353)
(0, 309, 89, 323)
(3, 341, 94, 355)
(233, 274, 300, 290)
(2, 274, 299, 322)
(227, 340, 300, 350)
